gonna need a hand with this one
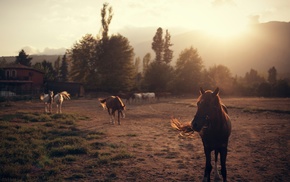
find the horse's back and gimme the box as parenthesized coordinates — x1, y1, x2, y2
(103, 96, 124, 110)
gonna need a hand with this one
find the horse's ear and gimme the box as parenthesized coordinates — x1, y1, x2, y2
(200, 87, 205, 95)
(213, 87, 219, 96)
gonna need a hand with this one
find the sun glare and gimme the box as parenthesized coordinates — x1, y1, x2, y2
(204, 21, 248, 39)
(201, 7, 249, 39)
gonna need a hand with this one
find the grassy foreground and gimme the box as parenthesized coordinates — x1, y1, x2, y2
(0, 112, 133, 181)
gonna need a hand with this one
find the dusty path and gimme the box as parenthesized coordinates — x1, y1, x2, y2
(1, 97, 290, 181)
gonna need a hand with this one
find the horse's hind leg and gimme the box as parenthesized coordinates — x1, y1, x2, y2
(48, 103, 52, 113)
(108, 109, 115, 124)
(111, 112, 116, 124)
(214, 150, 221, 181)
(117, 111, 121, 125)
(44, 103, 47, 113)
(59, 103, 62, 114)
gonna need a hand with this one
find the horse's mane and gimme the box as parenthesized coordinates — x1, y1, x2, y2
(210, 93, 230, 133)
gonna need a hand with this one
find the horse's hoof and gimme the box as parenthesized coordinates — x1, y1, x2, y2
(214, 176, 222, 182)
(202, 177, 208, 182)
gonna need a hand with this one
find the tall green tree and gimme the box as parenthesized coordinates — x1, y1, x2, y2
(142, 53, 151, 75)
(163, 29, 173, 64)
(54, 56, 61, 81)
(144, 28, 174, 91)
(15, 49, 32, 66)
(60, 54, 69, 82)
(268, 66, 277, 84)
(134, 57, 141, 74)
(68, 34, 98, 85)
(207, 64, 233, 94)
(37, 60, 55, 82)
(152, 27, 163, 63)
(244, 68, 265, 86)
(100, 3, 113, 42)
(173, 47, 203, 93)
(143, 61, 174, 91)
(98, 34, 135, 92)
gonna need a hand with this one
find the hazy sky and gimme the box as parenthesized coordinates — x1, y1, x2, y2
(1, 0, 289, 56)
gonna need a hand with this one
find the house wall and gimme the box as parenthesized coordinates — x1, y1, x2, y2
(4, 68, 43, 86)
(1, 66, 44, 95)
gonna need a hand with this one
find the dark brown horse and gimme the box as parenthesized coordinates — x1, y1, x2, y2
(99, 96, 126, 125)
(191, 87, 231, 182)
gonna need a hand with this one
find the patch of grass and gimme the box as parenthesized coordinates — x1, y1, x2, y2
(66, 173, 85, 180)
(0, 124, 47, 180)
(0, 112, 87, 124)
(242, 108, 290, 114)
(49, 145, 88, 157)
(0, 111, 135, 181)
(165, 151, 179, 159)
(22, 112, 52, 122)
(1, 112, 53, 123)
(86, 131, 105, 140)
(111, 151, 134, 161)
(132, 142, 143, 148)
(126, 133, 138, 137)
(96, 150, 133, 165)
(108, 143, 121, 149)
(0, 112, 92, 181)
(97, 153, 111, 165)
(91, 142, 106, 150)
(52, 114, 77, 125)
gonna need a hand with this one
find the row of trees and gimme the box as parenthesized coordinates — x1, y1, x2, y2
(65, 3, 289, 97)
(12, 49, 69, 83)
(2, 3, 289, 97)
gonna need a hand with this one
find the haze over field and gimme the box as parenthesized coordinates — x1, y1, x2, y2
(1, 0, 289, 76)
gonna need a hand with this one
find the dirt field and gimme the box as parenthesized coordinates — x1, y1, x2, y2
(1, 96, 290, 181)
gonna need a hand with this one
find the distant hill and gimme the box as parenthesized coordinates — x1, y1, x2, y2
(2, 21, 289, 78)
(1, 55, 62, 65)
(127, 21, 290, 78)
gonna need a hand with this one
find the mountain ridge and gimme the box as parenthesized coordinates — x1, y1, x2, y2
(2, 21, 289, 78)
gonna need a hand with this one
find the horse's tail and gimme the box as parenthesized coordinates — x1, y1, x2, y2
(171, 118, 194, 136)
(60, 91, 70, 100)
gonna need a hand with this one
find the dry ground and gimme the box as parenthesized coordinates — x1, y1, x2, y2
(1, 96, 290, 181)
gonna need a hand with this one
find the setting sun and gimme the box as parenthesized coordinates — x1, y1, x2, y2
(198, 3, 249, 39)
(203, 20, 248, 39)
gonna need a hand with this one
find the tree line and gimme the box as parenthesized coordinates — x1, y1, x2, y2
(1, 3, 289, 97)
